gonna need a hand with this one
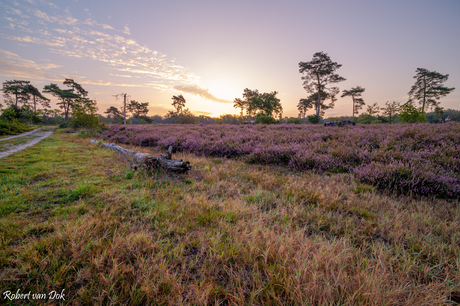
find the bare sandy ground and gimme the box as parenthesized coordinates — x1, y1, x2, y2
(0, 128, 41, 141)
(0, 129, 54, 159)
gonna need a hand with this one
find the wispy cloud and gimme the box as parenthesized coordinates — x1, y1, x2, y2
(194, 110, 214, 116)
(0, 0, 229, 104)
(1, 1, 200, 84)
(0, 49, 154, 89)
(173, 84, 232, 104)
(123, 24, 130, 35)
(0, 49, 63, 80)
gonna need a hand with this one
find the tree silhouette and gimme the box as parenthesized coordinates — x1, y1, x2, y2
(171, 95, 186, 114)
(399, 102, 427, 123)
(43, 84, 79, 121)
(299, 52, 346, 117)
(104, 106, 123, 123)
(43, 79, 89, 121)
(112, 93, 129, 124)
(408, 68, 455, 114)
(341, 86, 365, 121)
(299, 89, 338, 119)
(127, 100, 149, 119)
(26, 84, 50, 113)
(2, 80, 31, 106)
(64, 78, 88, 98)
(249, 91, 283, 120)
(242, 88, 259, 120)
(298, 96, 313, 119)
(382, 101, 400, 124)
(236, 89, 282, 121)
(297, 97, 314, 120)
(233, 98, 246, 118)
(366, 102, 380, 116)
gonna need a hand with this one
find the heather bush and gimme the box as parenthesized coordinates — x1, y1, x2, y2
(100, 123, 460, 198)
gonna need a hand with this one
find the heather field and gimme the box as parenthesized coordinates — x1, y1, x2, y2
(101, 123, 460, 199)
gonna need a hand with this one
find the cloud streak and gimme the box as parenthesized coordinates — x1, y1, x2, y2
(0, 49, 63, 80)
(173, 84, 232, 104)
(0, 49, 161, 90)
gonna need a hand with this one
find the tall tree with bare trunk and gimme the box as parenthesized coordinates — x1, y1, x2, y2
(341, 86, 365, 121)
(299, 52, 346, 118)
(408, 68, 455, 114)
(2, 80, 30, 106)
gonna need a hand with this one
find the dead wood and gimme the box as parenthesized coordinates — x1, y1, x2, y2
(90, 140, 191, 173)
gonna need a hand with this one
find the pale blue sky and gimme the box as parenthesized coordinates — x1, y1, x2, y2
(1, 0, 459, 117)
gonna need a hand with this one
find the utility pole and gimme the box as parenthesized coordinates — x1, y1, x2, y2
(113, 92, 129, 124)
(123, 93, 127, 124)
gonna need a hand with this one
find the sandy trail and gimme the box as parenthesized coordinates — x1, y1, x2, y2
(0, 128, 42, 141)
(0, 129, 54, 159)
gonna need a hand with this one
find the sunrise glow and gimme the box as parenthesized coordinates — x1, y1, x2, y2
(0, 0, 459, 118)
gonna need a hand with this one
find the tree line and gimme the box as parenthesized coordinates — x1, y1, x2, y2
(1, 53, 456, 127)
(1, 78, 101, 135)
(296, 51, 455, 123)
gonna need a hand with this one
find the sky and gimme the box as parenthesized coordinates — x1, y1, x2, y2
(1, 0, 459, 118)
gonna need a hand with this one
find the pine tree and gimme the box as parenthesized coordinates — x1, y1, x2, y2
(382, 101, 400, 124)
(408, 68, 455, 114)
(43, 79, 88, 121)
(2, 80, 30, 106)
(127, 100, 149, 119)
(299, 52, 346, 117)
(341, 86, 365, 121)
(171, 95, 186, 114)
(26, 84, 50, 113)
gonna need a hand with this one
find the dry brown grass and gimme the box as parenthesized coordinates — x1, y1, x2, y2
(0, 133, 459, 305)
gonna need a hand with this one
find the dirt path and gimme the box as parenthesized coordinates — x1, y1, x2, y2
(0, 128, 42, 141)
(0, 129, 54, 159)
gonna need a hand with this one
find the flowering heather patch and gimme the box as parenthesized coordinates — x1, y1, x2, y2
(101, 123, 460, 198)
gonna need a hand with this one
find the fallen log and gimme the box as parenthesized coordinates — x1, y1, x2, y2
(90, 140, 191, 173)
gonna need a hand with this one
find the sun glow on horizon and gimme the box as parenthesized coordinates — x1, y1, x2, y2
(205, 79, 242, 102)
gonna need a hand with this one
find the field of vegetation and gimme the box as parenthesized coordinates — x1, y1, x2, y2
(101, 123, 460, 199)
(0, 128, 459, 305)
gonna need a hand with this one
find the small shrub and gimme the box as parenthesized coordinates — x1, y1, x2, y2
(255, 114, 277, 124)
(124, 169, 134, 179)
(286, 117, 301, 124)
(307, 115, 320, 124)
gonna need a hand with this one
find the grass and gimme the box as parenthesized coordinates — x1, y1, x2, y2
(0, 131, 459, 305)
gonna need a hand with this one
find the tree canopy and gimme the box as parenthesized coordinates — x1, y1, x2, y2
(366, 102, 380, 116)
(298, 89, 337, 119)
(233, 98, 246, 118)
(399, 102, 427, 123)
(299, 52, 346, 117)
(127, 100, 149, 119)
(235, 88, 282, 122)
(408, 68, 455, 114)
(171, 95, 186, 114)
(2, 80, 31, 106)
(381, 101, 400, 124)
(43, 79, 89, 121)
(250, 91, 283, 120)
(341, 86, 365, 120)
(71, 98, 99, 135)
(104, 106, 124, 123)
(26, 84, 50, 113)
